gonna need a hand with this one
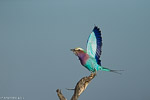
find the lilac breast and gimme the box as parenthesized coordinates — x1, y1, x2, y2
(78, 52, 89, 66)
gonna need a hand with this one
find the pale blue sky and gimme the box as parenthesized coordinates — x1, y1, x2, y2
(0, 0, 150, 100)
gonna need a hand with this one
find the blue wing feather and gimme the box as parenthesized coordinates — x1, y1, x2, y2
(87, 26, 102, 66)
(93, 26, 102, 65)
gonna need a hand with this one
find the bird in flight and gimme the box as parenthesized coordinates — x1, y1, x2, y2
(71, 26, 122, 74)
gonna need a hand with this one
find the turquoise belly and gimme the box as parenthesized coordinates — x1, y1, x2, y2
(84, 58, 101, 72)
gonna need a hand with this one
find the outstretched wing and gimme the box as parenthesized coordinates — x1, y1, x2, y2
(86, 26, 102, 66)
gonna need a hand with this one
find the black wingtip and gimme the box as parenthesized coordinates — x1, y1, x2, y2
(93, 25, 101, 32)
(94, 24, 98, 28)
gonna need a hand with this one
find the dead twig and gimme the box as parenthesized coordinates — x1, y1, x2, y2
(56, 89, 67, 100)
(56, 72, 96, 100)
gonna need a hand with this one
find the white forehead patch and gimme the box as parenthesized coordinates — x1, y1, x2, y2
(75, 47, 84, 51)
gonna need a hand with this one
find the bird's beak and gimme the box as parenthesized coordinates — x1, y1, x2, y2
(70, 49, 77, 55)
(70, 49, 75, 51)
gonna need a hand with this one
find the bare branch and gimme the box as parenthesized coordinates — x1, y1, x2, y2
(56, 89, 67, 100)
(56, 72, 96, 100)
(71, 72, 96, 100)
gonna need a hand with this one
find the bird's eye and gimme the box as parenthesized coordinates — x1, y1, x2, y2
(78, 49, 80, 51)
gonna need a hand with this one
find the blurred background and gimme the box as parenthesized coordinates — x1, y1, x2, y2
(0, 0, 150, 100)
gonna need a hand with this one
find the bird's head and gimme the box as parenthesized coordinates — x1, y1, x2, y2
(70, 47, 85, 56)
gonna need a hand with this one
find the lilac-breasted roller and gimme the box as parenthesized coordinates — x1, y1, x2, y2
(71, 26, 121, 74)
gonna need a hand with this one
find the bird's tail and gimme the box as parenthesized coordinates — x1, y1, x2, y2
(100, 67, 124, 74)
